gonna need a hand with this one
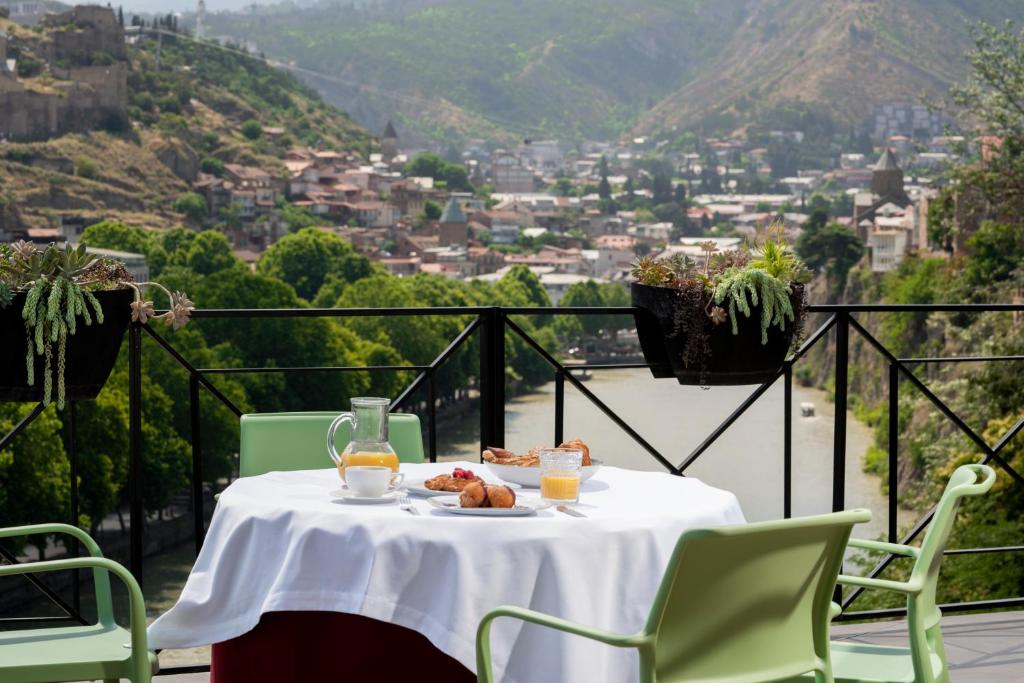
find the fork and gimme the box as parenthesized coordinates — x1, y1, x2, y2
(399, 493, 420, 515)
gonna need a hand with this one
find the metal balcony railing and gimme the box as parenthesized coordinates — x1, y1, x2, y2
(2, 303, 1024, 676)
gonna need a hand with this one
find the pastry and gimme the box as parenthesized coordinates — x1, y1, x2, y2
(425, 467, 484, 492)
(484, 484, 516, 508)
(458, 481, 517, 509)
(483, 439, 591, 467)
(459, 481, 488, 507)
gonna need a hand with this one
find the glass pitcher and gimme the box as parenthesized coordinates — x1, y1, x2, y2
(327, 397, 399, 481)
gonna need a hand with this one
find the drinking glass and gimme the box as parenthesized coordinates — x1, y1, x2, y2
(540, 448, 583, 504)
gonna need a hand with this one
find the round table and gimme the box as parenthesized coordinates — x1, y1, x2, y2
(148, 462, 745, 683)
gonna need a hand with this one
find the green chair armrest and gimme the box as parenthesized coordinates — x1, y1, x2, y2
(847, 538, 920, 558)
(0, 523, 104, 557)
(829, 601, 842, 620)
(1, 524, 114, 621)
(0, 556, 150, 657)
(476, 606, 649, 683)
(837, 573, 922, 594)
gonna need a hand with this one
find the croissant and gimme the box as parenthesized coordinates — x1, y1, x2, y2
(485, 485, 516, 509)
(459, 481, 488, 508)
(559, 439, 592, 466)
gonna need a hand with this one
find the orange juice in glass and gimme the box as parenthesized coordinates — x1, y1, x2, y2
(540, 448, 583, 504)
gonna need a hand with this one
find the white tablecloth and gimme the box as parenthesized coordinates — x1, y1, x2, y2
(148, 462, 745, 683)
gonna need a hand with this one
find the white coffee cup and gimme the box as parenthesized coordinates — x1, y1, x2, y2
(345, 466, 404, 498)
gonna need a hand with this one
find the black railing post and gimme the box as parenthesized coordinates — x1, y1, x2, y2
(832, 312, 849, 513)
(427, 369, 437, 463)
(128, 321, 144, 584)
(888, 362, 899, 543)
(554, 370, 565, 446)
(479, 308, 505, 454)
(66, 400, 80, 613)
(189, 374, 205, 555)
(783, 363, 792, 519)
(832, 312, 849, 605)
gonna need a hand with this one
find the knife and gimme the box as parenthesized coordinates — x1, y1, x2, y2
(557, 505, 587, 518)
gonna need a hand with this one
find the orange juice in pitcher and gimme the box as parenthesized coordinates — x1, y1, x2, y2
(327, 398, 399, 482)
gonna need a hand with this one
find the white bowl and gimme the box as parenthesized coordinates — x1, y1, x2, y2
(484, 460, 602, 488)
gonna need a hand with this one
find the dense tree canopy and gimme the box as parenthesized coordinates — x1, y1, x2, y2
(256, 227, 374, 300)
(405, 153, 472, 192)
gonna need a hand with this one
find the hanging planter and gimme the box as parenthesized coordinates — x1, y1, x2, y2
(0, 288, 133, 402)
(630, 227, 809, 386)
(0, 241, 194, 407)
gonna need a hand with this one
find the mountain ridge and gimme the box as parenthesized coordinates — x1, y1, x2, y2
(198, 0, 1024, 145)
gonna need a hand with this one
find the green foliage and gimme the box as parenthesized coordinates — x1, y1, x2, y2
(421, 199, 443, 221)
(240, 119, 263, 140)
(963, 221, 1024, 288)
(795, 212, 864, 286)
(405, 153, 472, 192)
(186, 230, 238, 275)
(257, 228, 373, 301)
(559, 280, 631, 339)
(82, 221, 168, 277)
(0, 404, 69, 556)
(279, 202, 321, 232)
(173, 192, 209, 222)
(74, 157, 99, 180)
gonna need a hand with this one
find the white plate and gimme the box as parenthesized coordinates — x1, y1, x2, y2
(329, 489, 399, 504)
(405, 478, 521, 498)
(427, 495, 550, 516)
(483, 460, 603, 489)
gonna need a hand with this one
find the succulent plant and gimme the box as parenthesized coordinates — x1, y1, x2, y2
(0, 242, 193, 408)
(630, 222, 809, 382)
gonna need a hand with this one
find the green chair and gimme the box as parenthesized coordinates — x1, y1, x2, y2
(477, 509, 872, 683)
(239, 411, 425, 477)
(0, 523, 156, 683)
(821, 463, 997, 683)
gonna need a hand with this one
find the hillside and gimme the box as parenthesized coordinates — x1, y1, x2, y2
(1, 19, 369, 233)
(635, 0, 1024, 138)
(201, 0, 745, 145)
(200, 0, 1024, 145)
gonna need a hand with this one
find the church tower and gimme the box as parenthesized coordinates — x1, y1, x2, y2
(381, 120, 398, 162)
(871, 147, 908, 203)
(438, 196, 468, 247)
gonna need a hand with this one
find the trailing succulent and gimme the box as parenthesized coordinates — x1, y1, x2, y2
(0, 240, 193, 408)
(631, 224, 810, 380)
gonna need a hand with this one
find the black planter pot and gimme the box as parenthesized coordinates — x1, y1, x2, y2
(0, 288, 133, 402)
(632, 282, 797, 386)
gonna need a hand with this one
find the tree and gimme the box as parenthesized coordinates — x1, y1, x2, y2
(964, 221, 1024, 288)
(597, 156, 612, 200)
(81, 220, 168, 276)
(405, 153, 471, 192)
(0, 405, 69, 557)
(795, 214, 864, 285)
(186, 230, 238, 275)
(553, 177, 574, 196)
(279, 202, 320, 232)
(240, 119, 263, 140)
(257, 228, 372, 300)
(421, 199, 442, 221)
(173, 192, 208, 223)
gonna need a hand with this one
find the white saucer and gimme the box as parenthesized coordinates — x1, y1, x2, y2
(329, 489, 399, 504)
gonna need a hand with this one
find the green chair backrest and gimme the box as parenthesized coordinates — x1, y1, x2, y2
(911, 463, 996, 629)
(645, 509, 871, 683)
(239, 411, 425, 478)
